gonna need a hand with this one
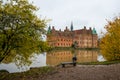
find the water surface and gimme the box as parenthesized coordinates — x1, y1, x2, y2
(0, 50, 105, 73)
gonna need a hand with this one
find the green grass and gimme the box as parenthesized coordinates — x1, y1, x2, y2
(0, 66, 55, 80)
(78, 60, 120, 65)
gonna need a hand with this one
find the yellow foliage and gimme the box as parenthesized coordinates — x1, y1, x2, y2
(100, 17, 120, 61)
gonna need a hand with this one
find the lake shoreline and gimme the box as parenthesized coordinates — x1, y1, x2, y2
(0, 62, 120, 80)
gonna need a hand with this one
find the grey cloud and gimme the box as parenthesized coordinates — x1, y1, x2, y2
(30, 0, 120, 35)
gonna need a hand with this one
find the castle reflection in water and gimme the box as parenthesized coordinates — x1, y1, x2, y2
(46, 50, 98, 66)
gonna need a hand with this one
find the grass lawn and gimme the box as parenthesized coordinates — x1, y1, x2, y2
(77, 60, 120, 65)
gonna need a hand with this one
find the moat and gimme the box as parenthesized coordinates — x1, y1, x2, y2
(0, 49, 105, 73)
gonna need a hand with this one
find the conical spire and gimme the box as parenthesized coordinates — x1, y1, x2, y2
(71, 22, 73, 31)
(47, 25, 51, 34)
(92, 27, 97, 34)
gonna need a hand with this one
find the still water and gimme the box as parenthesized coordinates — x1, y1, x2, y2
(0, 50, 105, 73)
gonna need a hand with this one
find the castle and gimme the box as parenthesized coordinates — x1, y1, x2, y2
(47, 23, 98, 48)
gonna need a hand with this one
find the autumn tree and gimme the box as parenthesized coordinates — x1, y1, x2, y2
(100, 17, 120, 61)
(0, 0, 48, 62)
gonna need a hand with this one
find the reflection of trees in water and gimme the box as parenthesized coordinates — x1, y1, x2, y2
(47, 50, 98, 65)
(77, 50, 98, 62)
(2, 52, 36, 69)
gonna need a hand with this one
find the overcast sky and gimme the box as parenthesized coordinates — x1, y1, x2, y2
(30, 0, 120, 36)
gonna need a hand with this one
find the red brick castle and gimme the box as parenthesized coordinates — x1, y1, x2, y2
(47, 23, 98, 48)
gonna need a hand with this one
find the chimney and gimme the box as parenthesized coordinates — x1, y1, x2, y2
(52, 26, 55, 30)
(84, 26, 86, 29)
(89, 27, 91, 30)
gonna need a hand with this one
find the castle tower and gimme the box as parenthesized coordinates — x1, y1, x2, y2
(92, 27, 98, 48)
(70, 22, 73, 31)
(47, 25, 51, 34)
(92, 27, 97, 34)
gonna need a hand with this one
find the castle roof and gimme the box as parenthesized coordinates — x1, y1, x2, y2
(74, 29, 92, 34)
(47, 25, 97, 36)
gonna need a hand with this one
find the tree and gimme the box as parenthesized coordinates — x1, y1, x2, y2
(0, 0, 48, 62)
(72, 41, 78, 49)
(100, 17, 120, 61)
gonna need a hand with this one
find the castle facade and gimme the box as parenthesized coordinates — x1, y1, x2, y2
(47, 24, 98, 48)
